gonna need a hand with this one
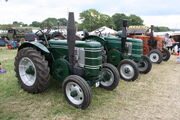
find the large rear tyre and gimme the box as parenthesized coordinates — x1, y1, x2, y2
(162, 48, 170, 61)
(62, 75, 92, 109)
(100, 63, 120, 91)
(117, 59, 139, 81)
(14, 47, 50, 93)
(148, 49, 163, 64)
(138, 55, 152, 74)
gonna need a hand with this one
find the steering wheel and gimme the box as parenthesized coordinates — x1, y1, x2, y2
(35, 29, 44, 36)
(95, 27, 105, 37)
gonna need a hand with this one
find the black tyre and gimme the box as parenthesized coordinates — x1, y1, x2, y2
(14, 47, 50, 93)
(148, 49, 163, 64)
(162, 48, 170, 61)
(117, 59, 139, 81)
(100, 63, 120, 91)
(138, 55, 152, 74)
(62, 75, 92, 109)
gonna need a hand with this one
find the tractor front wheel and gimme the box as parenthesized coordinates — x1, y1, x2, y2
(162, 48, 170, 61)
(138, 55, 152, 74)
(62, 75, 92, 109)
(100, 63, 120, 91)
(148, 49, 163, 64)
(14, 47, 50, 93)
(117, 59, 139, 81)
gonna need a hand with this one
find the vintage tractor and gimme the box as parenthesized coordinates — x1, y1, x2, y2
(0, 27, 32, 40)
(125, 25, 170, 64)
(14, 12, 120, 109)
(83, 20, 152, 81)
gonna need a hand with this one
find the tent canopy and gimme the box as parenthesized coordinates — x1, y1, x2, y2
(90, 26, 117, 36)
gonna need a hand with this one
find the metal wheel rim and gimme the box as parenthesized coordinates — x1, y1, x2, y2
(162, 52, 167, 59)
(138, 60, 148, 72)
(19, 57, 36, 86)
(150, 53, 159, 62)
(100, 68, 114, 87)
(120, 64, 135, 79)
(65, 82, 84, 105)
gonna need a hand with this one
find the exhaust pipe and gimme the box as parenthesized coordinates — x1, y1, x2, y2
(121, 19, 128, 53)
(67, 12, 76, 72)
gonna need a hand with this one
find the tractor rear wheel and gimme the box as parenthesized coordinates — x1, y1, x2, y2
(100, 63, 120, 91)
(62, 75, 92, 109)
(148, 49, 163, 64)
(14, 47, 50, 93)
(117, 59, 139, 81)
(162, 48, 170, 61)
(138, 55, 152, 74)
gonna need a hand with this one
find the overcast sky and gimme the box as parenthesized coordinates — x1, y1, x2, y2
(0, 0, 180, 28)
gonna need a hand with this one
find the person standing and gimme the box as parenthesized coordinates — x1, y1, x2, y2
(166, 36, 175, 54)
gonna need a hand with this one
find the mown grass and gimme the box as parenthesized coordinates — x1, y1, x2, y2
(0, 47, 179, 120)
(0, 47, 131, 120)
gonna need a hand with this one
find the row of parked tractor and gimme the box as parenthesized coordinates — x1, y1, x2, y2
(14, 12, 170, 109)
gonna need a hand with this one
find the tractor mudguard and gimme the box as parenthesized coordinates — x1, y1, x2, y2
(18, 42, 50, 54)
(83, 35, 106, 46)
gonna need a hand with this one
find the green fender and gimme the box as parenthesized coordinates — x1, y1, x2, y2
(18, 42, 50, 54)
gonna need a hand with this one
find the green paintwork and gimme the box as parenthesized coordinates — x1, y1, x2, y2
(18, 42, 50, 53)
(18, 38, 109, 86)
(51, 58, 70, 81)
(107, 49, 122, 66)
(71, 91, 78, 97)
(25, 66, 35, 75)
(48, 39, 103, 81)
(83, 35, 143, 66)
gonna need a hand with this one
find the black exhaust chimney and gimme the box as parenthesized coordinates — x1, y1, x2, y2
(149, 25, 155, 47)
(67, 12, 76, 72)
(121, 20, 128, 53)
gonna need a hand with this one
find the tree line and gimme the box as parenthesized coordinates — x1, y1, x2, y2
(11, 9, 170, 32)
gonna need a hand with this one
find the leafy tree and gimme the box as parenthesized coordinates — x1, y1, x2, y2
(154, 26, 170, 32)
(30, 21, 41, 27)
(100, 14, 114, 29)
(78, 9, 113, 31)
(112, 13, 128, 31)
(79, 9, 101, 31)
(128, 14, 143, 26)
(12, 21, 27, 27)
(112, 13, 144, 31)
(41, 18, 58, 29)
(58, 18, 67, 26)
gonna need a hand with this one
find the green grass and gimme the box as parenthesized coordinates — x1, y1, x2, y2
(0, 47, 129, 120)
(0, 47, 179, 120)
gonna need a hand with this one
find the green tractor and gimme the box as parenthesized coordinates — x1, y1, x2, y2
(83, 20, 152, 81)
(14, 12, 120, 109)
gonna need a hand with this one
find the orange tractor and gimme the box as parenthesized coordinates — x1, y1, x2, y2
(124, 25, 170, 64)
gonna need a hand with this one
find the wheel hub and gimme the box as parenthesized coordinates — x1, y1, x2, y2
(19, 57, 36, 86)
(25, 66, 35, 75)
(102, 71, 111, 81)
(125, 68, 130, 73)
(70, 90, 78, 97)
(66, 82, 84, 105)
(120, 64, 135, 79)
(150, 53, 159, 63)
(100, 68, 114, 87)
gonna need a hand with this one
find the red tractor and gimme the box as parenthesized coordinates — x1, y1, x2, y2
(125, 25, 170, 64)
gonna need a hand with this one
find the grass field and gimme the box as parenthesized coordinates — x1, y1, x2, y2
(0, 47, 180, 120)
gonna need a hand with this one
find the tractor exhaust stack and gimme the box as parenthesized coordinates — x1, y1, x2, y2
(149, 25, 155, 47)
(67, 12, 76, 72)
(121, 20, 128, 53)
